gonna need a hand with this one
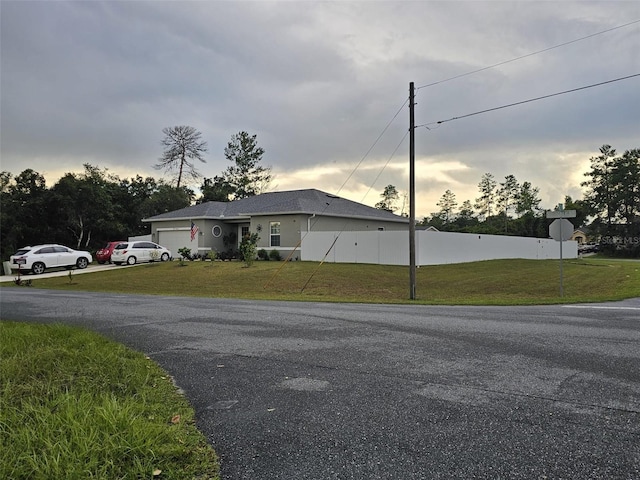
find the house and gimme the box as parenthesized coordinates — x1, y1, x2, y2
(571, 229, 587, 244)
(142, 189, 409, 259)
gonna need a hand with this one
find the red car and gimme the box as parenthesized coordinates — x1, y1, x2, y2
(96, 241, 125, 264)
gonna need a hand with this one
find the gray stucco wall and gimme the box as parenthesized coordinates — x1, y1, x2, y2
(249, 215, 307, 250)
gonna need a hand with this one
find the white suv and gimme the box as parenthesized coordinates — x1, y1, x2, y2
(10, 244, 93, 275)
(111, 241, 172, 265)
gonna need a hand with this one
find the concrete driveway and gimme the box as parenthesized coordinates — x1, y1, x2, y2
(0, 262, 139, 282)
(1, 290, 639, 479)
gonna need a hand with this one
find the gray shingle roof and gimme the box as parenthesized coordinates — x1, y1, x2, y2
(143, 189, 408, 223)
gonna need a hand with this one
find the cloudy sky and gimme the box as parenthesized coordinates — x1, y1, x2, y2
(2, 1, 638, 218)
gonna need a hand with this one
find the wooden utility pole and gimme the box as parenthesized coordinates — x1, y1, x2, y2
(409, 82, 416, 300)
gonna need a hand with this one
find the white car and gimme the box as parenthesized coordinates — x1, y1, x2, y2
(111, 241, 172, 265)
(10, 244, 93, 275)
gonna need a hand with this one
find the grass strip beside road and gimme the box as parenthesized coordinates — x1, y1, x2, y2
(0, 321, 220, 480)
(10, 257, 640, 305)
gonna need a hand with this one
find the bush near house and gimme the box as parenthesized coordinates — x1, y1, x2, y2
(239, 233, 259, 267)
(269, 249, 282, 261)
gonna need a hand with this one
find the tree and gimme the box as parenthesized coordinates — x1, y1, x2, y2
(0, 171, 12, 193)
(0, 164, 199, 259)
(50, 165, 115, 249)
(581, 145, 617, 231)
(1, 169, 51, 258)
(156, 126, 208, 188)
(418, 212, 446, 230)
(563, 196, 590, 229)
(223, 131, 272, 199)
(375, 184, 399, 212)
(452, 200, 478, 231)
(198, 175, 234, 203)
(115, 175, 160, 237)
(140, 182, 194, 219)
(497, 175, 519, 233)
(436, 189, 457, 224)
(581, 145, 639, 256)
(475, 173, 497, 220)
(516, 181, 542, 216)
(611, 148, 640, 227)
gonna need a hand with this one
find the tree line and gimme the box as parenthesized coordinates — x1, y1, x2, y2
(0, 129, 272, 260)
(375, 145, 639, 256)
(2, 138, 637, 260)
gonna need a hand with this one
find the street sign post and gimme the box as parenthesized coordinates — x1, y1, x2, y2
(546, 209, 576, 297)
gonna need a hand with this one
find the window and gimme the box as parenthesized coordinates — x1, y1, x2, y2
(241, 226, 250, 240)
(270, 222, 281, 247)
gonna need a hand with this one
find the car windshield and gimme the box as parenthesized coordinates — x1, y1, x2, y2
(14, 249, 31, 255)
(114, 244, 128, 250)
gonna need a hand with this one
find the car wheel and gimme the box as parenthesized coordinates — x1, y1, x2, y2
(97, 260, 105, 265)
(76, 257, 89, 269)
(32, 262, 46, 275)
(126, 256, 137, 265)
(161, 252, 170, 262)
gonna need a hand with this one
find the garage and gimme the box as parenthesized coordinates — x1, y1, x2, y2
(157, 229, 192, 258)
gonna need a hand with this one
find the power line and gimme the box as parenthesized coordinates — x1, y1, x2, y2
(416, 73, 640, 128)
(416, 19, 640, 90)
(335, 99, 408, 196)
(360, 130, 409, 205)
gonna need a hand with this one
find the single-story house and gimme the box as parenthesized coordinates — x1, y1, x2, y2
(571, 229, 587, 244)
(142, 189, 409, 259)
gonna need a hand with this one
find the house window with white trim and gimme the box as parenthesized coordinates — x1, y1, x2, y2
(241, 226, 249, 240)
(270, 222, 281, 247)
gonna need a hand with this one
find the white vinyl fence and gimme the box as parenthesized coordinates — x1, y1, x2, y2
(301, 230, 577, 266)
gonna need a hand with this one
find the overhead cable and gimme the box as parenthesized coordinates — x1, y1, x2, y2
(416, 73, 640, 128)
(416, 19, 640, 90)
(335, 99, 408, 196)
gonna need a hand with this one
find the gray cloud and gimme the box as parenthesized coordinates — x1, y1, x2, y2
(2, 1, 638, 218)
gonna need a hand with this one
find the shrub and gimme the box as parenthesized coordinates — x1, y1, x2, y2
(257, 249, 268, 261)
(177, 247, 192, 266)
(239, 233, 259, 267)
(269, 249, 282, 261)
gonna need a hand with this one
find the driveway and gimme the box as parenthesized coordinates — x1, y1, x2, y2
(0, 262, 139, 282)
(1, 290, 639, 479)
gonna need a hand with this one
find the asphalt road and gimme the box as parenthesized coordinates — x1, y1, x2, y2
(1, 289, 639, 479)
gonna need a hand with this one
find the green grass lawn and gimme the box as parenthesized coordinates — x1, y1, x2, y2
(0, 321, 220, 480)
(10, 257, 640, 305)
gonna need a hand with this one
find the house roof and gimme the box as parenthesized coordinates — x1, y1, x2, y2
(143, 189, 409, 223)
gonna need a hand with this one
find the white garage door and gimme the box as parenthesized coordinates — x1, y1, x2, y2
(157, 230, 192, 258)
